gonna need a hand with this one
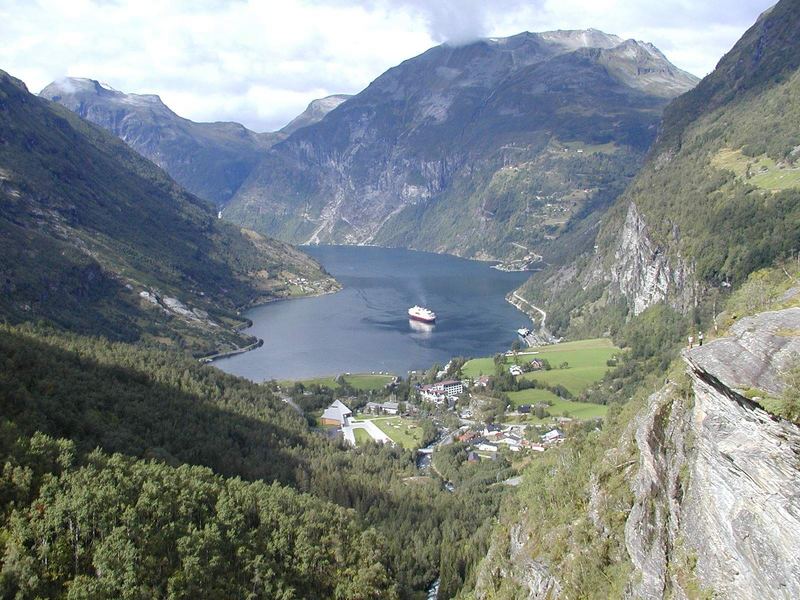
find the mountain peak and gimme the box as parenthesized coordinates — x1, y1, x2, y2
(280, 93, 352, 134)
(40, 77, 167, 110)
(538, 28, 624, 51)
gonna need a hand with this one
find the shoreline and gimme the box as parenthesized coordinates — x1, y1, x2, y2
(200, 286, 342, 365)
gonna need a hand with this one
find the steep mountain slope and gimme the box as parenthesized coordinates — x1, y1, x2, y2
(0, 70, 336, 355)
(280, 93, 352, 134)
(521, 1, 800, 333)
(471, 3, 800, 598)
(40, 78, 282, 206)
(225, 30, 697, 263)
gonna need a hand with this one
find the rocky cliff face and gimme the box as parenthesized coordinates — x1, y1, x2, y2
(474, 307, 800, 600)
(626, 307, 800, 599)
(224, 30, 697, 261)
(601, 202, 697, 315)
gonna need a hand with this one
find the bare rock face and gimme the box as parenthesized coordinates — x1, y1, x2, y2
(224, 31, 697, 260)
(626, 307, 800, 599)
(624, 383, 691, 600)
(687, 307, 800, 396)
(280, 94, 352, 135)
(608, 202, 697, 315)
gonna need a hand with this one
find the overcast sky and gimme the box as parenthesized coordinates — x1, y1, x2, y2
(0, 0, 776, 132)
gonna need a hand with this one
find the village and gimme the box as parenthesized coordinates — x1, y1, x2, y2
(280, 337, 620, 484)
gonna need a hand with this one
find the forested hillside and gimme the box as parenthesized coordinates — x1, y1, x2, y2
(517, 0, 800, 338)
(0, 70, 336, 356)
(0, 324, 501, 598)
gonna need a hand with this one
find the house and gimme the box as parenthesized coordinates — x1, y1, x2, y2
(518, 404, 531, 414)
(364, 401, 399, 415)
(475, 443, 498, 453)
(530, 358, 546, 371)
(482, 424, 502, 436)
(474, 375, 491, 388)
(458, 430, 479, 443)
(467, 451, 481, 463)
(509, 365, 523, 376)
(541, 429, 564, 444)
(320, 400, 353, 427)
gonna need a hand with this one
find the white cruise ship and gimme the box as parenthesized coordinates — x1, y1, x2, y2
(408, 305, 436, 323)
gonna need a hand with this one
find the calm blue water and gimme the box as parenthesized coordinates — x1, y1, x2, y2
(214, 246, 531, 381)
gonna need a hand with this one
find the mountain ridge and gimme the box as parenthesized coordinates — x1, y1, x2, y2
(224, 29, 698, 263)
(40, 78, 351, 207)
(1, 69, 337, 355)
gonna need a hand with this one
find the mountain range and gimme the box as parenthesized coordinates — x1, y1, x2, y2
(38, 80, 349, 207)
(2, 4, 799, 599)
(223, 29, 698, 263)
(44, 30, 698, 266)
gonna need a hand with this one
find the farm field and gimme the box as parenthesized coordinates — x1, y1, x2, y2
(463, 338, 620, 397)
(366, 416, 425, 449)
(506, 388, 608, 422)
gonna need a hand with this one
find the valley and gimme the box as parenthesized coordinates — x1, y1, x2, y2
(1, 2, 799, 599)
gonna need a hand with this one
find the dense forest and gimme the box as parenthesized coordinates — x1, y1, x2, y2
(0, 324, 502, 598)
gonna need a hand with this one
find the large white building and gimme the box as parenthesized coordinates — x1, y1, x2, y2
(419, 379, 464, 403)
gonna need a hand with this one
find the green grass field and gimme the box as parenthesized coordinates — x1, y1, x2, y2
(283, 373, 395, 391)
(462, 338, 619, 421)
(370, 417, 424, 449)
(354, 428, 373, 445)
(506, 389, 608, 422)
(463, 338, 620, 396)
(712, 148, 800, 191)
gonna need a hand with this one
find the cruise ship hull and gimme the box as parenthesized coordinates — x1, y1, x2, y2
(409, 313, 436, 324)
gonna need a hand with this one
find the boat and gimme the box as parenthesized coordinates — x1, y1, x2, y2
(408, 305, 436, 323)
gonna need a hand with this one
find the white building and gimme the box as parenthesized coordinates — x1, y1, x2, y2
(364, 401, 399, 415)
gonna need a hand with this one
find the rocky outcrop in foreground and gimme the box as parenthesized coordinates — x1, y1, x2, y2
(627, 307, 800, 599)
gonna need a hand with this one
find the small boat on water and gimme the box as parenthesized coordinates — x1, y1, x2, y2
(408, 305, 436, 323)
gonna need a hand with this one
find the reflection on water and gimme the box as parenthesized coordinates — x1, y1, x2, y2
(409, 319, 435, 336)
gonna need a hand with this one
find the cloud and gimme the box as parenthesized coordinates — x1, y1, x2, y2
(392, 0, 533, 45)
(0, 0, 777, 130)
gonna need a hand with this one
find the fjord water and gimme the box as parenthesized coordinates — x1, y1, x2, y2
(215, 246, 532, 381)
